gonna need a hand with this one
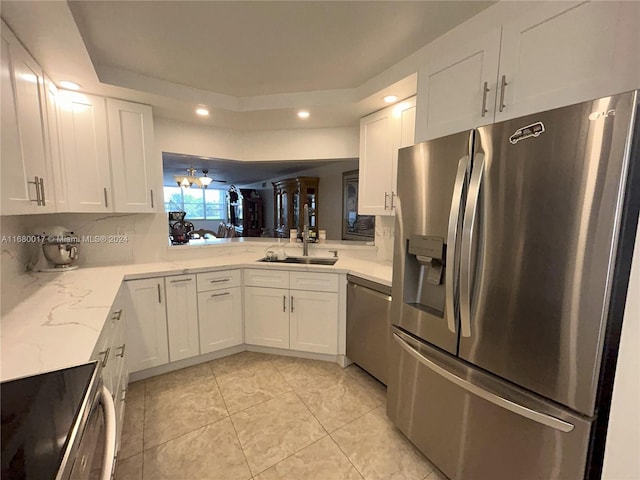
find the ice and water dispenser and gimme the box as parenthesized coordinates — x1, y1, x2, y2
(403, 234, 446, 318)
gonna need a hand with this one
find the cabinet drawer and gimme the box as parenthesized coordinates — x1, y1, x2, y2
(290, 271, 338, 293)
(244, 268, 289, 289)
(197, 270, 241, 292)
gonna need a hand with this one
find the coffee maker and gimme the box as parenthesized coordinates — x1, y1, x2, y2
(30, 226, 80, 272)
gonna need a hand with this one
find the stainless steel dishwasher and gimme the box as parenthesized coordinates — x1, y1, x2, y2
(346, 274, 392, 385)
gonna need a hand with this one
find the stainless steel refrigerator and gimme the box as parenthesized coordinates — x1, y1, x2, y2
(387, 91, 640, 480)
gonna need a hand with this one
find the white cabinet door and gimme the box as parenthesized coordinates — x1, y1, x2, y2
(358, 108, 394, 216)
(107, 99, 157, 213)
(415, 28, 501, 142)
(57, 92, 112, 212)
(1, 24, 55, 214)
(198, 287, 243, 354)
(390, 96, 417, 211)
(125, 278, 169, 372)
(359, 97, 417, 216)
(290, 290, 338, 355)
(244, 286, 289, 348)
(43, 76, 67, 211)
(496, 1, 640, 122)
(164, 275, 199, 362)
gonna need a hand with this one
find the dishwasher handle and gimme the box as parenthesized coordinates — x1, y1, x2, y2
(347, 282, 392, 302)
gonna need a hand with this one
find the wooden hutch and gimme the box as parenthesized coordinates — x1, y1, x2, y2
(239, 189, 264, 237)
(272, 177, 319, 239)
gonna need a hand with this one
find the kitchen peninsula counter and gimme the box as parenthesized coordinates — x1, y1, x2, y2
(0, 244, 391, 382)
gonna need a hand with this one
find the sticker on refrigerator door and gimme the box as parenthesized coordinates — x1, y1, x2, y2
(509, 122, 545, 144)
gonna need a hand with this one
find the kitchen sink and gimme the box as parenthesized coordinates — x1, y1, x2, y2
(258, 256, 338, 265)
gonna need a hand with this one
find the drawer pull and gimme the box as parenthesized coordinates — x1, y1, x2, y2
(210, 278, 230, 283)
(211, 292, 230, 298)
(99, 347, 110, 368)
(170, 277, 193, 283)
(112, 310, 123, 321)
(116, 344, 126, 358)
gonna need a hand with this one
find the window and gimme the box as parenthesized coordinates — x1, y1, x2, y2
(164, 186, 227, 221)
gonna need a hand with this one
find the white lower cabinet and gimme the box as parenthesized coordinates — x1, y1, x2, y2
(244, 269, 340, 354)
(164, 274, 199, 362)
(91, 286, 127, 453)
(198, 287, 243, 354)
(290, 290, 338, 355)
(244, 286, 290, 349)
(125, 278, 169, 373)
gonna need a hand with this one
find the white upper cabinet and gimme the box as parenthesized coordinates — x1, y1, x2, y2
(496, 1, 640, 122)
(359, 96, 416, 216)
(415, 1, 640, 140)
(42, 76, 68, 211)
(415, 29, 501, 142)
(57, 92, 112, 212)
(1, 23, 55, 214)
(107, 99, 158, 213)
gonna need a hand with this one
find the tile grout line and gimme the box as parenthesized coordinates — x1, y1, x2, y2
(213, 371, 255, 480)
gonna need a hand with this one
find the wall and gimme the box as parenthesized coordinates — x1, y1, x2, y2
(155, 117, 359, 161)
(602, 220, 640, 479)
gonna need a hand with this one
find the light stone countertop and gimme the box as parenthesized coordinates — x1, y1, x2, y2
(0, 248, 392, 382)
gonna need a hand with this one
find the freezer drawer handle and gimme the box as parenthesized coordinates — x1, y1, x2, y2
(392, 332, 575, 433)
(445, 154, 470, 334)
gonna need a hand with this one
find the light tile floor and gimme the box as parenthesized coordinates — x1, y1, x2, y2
(115, 352, 447, 480)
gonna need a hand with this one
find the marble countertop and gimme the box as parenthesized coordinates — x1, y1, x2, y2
(1, 249, 392, 382)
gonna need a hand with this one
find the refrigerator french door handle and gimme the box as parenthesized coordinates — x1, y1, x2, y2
(392, 331, 575, 433)
(445, 154, 470, 334)
(460, 153, 485, 337)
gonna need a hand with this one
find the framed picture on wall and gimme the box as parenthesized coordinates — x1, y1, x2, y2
(342, 170, 375, 241)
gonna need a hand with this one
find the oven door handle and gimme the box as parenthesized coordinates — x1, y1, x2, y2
(100, 385, 117, 480)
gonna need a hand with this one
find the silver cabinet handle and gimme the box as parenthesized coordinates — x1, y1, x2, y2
(103, 187, 109, 208)
(170, 277, 192, 283)
(39, 177, 46, 206)
(116, 344, 126, 358)
(157, 283, 162, 303)
(481, 81, 490, 117)
(112, 309, 123, 321)
(460, 153, 485, 338)
(290, 295, 294, 312)
(210, 278, 230, 283)
(283, 295, 286, 312)
(121, 388, 127, 403)
(384, 192, 389, 210)
(211, 291, 230, 298)
(499, 75, 508, 113)
(390, 192, 396, 209)
(99, 347, 110, 368)
(150, 189, 154, 208)
(445, 154, 471, 335)
(392, 331, 574, 432)
(29, 176, 42, 206)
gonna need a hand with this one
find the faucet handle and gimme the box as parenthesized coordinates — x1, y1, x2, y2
(328, 249, 338, 258)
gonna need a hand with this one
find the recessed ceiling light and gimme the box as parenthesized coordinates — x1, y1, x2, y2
(383, 95, 398, 103)
(59, 80, 81, 90)
(297, 111, 310, 118)
(196, 107, 209, 116)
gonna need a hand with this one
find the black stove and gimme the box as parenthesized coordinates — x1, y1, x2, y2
(1, 363, 98, 480)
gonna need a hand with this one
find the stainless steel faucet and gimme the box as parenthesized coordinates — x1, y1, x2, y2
(303, 203, 309, 256)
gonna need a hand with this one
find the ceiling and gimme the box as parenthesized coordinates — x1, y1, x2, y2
(1, 1, 495, 131)
(162, 153, 351, 187)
